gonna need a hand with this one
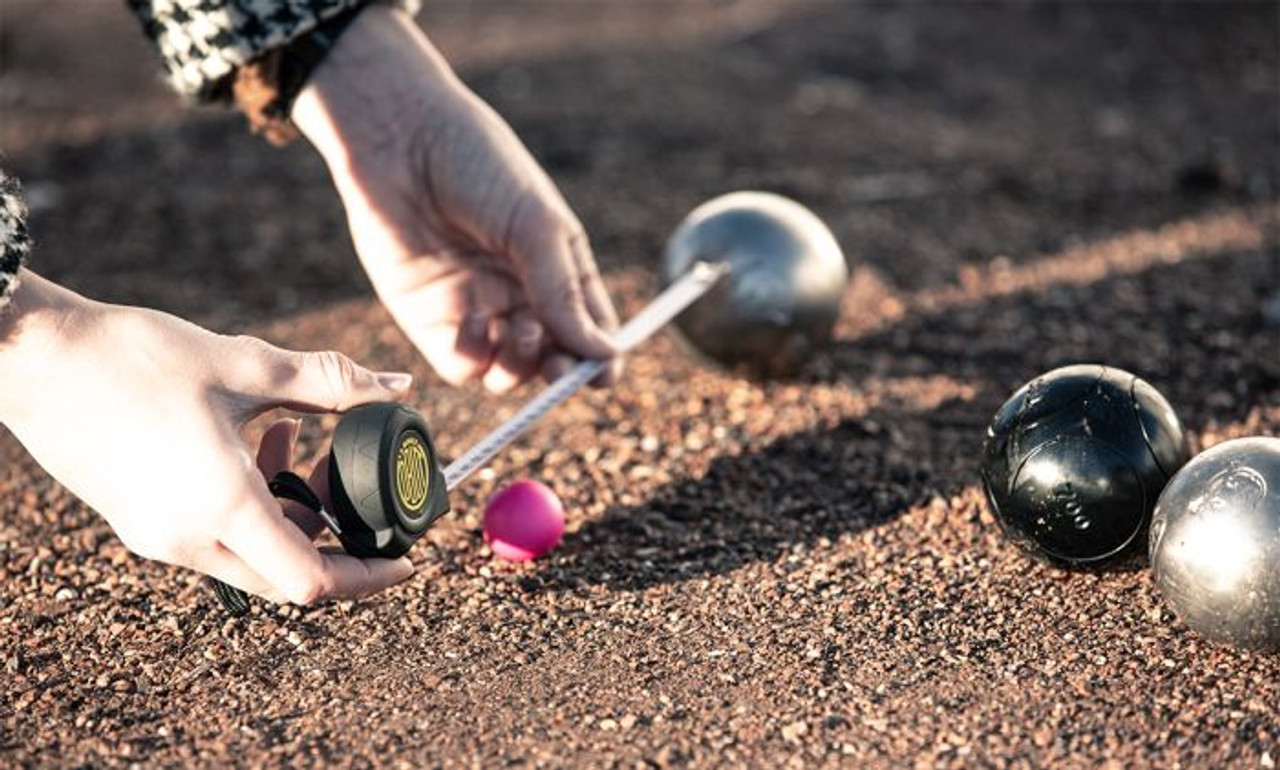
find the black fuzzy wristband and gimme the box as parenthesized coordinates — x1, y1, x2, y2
(233, 3, 368, 145)
(0, 171, 32, 313)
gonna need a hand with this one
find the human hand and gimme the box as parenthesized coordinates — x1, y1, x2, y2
(292, 6, 621, 393)
(0, 271, 415, 605)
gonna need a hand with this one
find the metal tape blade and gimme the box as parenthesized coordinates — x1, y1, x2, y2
(442, 261, 729, 490)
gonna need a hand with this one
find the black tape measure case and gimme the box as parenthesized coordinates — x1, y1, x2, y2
(327, 403, 451, 558)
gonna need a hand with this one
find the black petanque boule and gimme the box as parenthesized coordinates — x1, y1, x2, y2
(981, 364, 1190, 566)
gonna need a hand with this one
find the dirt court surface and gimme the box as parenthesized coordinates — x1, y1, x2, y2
(3, 1, 1280, 766)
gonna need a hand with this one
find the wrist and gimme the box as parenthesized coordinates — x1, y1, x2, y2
(292, 5, 463, 179)
(232, 3, 368, 145)
(0, 271, 91, 420)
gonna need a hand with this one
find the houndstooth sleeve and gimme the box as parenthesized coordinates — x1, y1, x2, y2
(125, 0, 421, 102)
(0, 171, 31, 313)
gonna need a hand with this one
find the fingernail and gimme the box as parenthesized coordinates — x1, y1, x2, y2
(287, 417, 303, 444)
(376, 371, 413, 392)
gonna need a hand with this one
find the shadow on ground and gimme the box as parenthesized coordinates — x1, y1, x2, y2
(551, 229, 1278, 591)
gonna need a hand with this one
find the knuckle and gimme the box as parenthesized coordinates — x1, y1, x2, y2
(282, 570, 331, 606)
(532, 274, 583, 314)
(515, 194, 558, 231)
(229, 335, 282, 371)
(123, 538, 159, 562)
(308, 350, 361, 400)
(564, 223, 589, 252)
(228, 334, 274, 356)
(509, 194, 570, 252)
(121, 531, 172, 563)
(224, 335, 291, 388)
(557, 278, 586, 310)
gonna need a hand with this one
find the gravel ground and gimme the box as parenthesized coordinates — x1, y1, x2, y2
(2, 1, 1279, 767)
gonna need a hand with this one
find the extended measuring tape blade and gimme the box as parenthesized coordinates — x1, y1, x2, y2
(442, 261, 730, 491)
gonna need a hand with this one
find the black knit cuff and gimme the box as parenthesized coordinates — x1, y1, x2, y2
(0, 171, 31, 312)
(233, 2, 368, 145)
(126, 0, 420, 104)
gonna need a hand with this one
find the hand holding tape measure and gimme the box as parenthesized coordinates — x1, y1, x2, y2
(212, 263, 730, 614)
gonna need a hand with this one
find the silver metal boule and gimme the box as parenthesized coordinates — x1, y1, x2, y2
(1150, 436, 1280, 650)
(659, 191, 849, 376)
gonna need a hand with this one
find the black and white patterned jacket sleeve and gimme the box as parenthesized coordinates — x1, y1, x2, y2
(126, 0, 421, 102)
(0, 171, 31, 313)
(4, 4, 433, 310)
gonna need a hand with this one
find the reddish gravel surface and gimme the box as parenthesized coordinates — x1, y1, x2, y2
(3, 1, 1280, 767)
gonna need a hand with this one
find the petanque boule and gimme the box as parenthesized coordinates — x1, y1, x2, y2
(981, 364, 1190, 566)
(659, 191, 849, 376)
(1149, 437, 1280, 650)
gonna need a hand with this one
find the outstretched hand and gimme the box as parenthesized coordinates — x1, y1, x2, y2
(293, 5, 621, 393)
(0, 272, 414, 605)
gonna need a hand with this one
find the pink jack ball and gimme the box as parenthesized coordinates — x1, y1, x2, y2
(482, 479, 566, 562)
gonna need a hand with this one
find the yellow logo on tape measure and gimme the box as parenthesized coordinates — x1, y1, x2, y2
(395, 434, 431, 512)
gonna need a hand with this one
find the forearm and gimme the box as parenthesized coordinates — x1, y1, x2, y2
(292, 5, 464, 181)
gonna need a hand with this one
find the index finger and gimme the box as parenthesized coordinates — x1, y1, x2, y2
(568, 231, 622, 386)
(510, 208, 617, 361)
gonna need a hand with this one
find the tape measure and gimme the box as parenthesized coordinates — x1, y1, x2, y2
(211, 262, 729, 614)
(327, 403, 450, 558)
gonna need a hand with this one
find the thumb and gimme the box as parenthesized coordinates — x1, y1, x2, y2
(255, 418, 301, 478)
(253, 346, 412, 413)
